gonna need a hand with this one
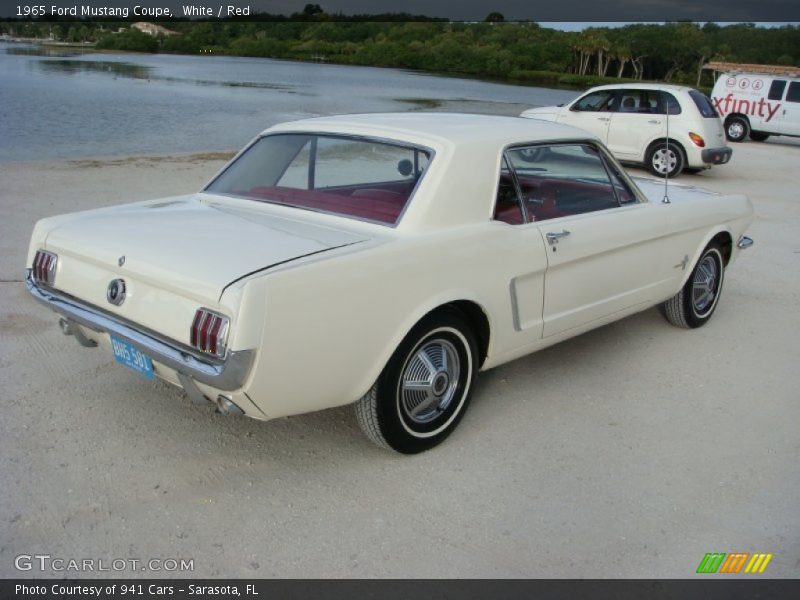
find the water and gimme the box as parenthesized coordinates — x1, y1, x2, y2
(0, 43, 578, 161)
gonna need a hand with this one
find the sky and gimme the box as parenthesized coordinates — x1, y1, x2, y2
(1, 1, 798, 22)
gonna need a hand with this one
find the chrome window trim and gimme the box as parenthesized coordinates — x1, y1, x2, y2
(25, 270, 253, 391)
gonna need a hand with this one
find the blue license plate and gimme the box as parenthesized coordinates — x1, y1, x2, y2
(110, 335, 154, 379)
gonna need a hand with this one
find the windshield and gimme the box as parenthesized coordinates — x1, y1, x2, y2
(205, 133, 431, 225)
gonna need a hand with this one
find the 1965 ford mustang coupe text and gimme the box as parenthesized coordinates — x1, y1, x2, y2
(26, 113, 754, 453)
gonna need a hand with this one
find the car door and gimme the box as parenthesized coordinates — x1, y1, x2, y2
(558, 90, 618, 145)
(776, 81, 800, 136)
(505, 143, 669, 338)
(606, 89, 668, 159)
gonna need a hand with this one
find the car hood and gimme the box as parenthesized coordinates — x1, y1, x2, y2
(520, 106, 561, 121)
(44, 194, 369, 301)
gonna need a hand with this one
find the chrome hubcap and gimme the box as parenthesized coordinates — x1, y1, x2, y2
(652, 148, 677, 175)
(728, 122, 744, 138)
(400, 339, 460, 424)
(692, 255, 718, 313)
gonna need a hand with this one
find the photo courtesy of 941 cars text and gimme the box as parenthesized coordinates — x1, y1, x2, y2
(0, 0, 798, 592)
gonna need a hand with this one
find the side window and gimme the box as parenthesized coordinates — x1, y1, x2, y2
(619, 90, 663, 114)
(571, 90, 616, 112)
(618, 90, 642, 112)
(505, 143, 626, 222)
(493, 157, 525, 225)
(768, 80, 787, 101)
(786, 82, 800, 103)
(657, 91, 682, 115)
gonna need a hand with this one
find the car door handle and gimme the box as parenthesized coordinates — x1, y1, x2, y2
(597, 117, 610, 121)
(546, 230, 571, 245)
(648, 119, 661, 124)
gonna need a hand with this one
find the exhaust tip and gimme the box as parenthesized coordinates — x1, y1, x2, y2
(216, 395, 244, 416)
(59, 317, 72, 335)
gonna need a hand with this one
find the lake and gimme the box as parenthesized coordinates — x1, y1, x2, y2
(0, 43, 578, 161)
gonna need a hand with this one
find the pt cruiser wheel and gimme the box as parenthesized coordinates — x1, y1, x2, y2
(662, 244, 725, 329)
(646, 141, 685, 178)
(355, 311, 477, 453)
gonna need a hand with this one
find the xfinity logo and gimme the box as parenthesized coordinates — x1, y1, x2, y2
(712, 93, 781, 122)
(106, 278, 126, 306)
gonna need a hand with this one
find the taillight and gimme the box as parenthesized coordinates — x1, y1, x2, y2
(32, 250, 58, 286)
(190, 309, 229, 358)
(689, 132, 706, 147)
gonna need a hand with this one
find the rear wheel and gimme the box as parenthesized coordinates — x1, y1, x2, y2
(355, 311, 477, 454)
(749, 131, 770, 142)
(662, 244, 725, 329)
(725, 116, 749, 142)
(646, 141, 685, 178)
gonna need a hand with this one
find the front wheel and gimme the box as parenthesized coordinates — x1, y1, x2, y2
(355, 311, 477, 454)
(646, 141, 685, 178)
(661, 244, 725, 329)
(725, 116, 749, 142)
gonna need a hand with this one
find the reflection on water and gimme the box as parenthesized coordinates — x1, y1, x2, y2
(4, 45, 80, 57)
(35, 57, 293, 89)
(160, 77, 293, 90)
(37, 59, 152, 79)
(0, 42, 578, 161)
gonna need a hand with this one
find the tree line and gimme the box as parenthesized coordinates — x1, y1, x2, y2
(2, 16, 797, 89)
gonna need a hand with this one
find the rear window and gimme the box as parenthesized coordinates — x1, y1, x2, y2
(205, 134, 431, 225)
(689, 90, 719, 118)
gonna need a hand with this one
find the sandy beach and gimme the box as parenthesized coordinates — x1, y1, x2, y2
(1, 138, 798, 578)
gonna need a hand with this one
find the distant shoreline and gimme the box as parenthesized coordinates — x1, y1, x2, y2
(1, 36, 678, 94)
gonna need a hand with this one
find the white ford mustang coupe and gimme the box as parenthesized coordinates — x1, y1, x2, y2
(27, 113, 754, 453)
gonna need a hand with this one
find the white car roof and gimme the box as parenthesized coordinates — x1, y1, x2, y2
(265, 112, 596, 148)
(585, 83, 694, 94)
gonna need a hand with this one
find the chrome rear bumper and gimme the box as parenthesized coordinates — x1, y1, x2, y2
(25, 270, 254, 391)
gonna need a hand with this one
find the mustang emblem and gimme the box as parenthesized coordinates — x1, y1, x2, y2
(118, 255, 126, 267)
(106, 278, 127, 306)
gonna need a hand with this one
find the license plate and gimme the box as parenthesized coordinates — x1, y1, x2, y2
(110, 335, 154, 379)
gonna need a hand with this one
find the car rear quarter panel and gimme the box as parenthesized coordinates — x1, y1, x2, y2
(232, 223, 548, 419)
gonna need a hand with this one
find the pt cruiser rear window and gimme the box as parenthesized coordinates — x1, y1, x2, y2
(689, 90, 719, 118)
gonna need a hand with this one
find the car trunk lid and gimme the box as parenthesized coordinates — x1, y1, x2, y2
(45, 194, 369, 303)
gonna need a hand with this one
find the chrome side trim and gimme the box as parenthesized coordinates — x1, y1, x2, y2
(737, 236, 754, 250)
(26, 270, 254, 392)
